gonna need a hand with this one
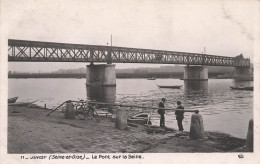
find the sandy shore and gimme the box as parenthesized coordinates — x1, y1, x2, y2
(8, 105, 252, 153)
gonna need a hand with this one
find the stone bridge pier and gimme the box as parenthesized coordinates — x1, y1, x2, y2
(183, 66, 208, 80)
(86, 64, 116, 86)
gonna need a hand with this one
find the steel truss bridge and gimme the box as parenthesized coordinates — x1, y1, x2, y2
(8, 39, 250, 67)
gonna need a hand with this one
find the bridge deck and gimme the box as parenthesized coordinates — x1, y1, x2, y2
(8, 39, 250, 67)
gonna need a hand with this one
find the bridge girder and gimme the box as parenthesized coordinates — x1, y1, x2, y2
(8, 39, 250, 67)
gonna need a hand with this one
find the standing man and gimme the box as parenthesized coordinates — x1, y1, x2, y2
(175, 101, 184, 131)
(158, 98, 166, 127)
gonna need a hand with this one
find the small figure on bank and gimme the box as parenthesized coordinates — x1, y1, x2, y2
(175, 101, 184, 131)
(158, 98, 166, 127)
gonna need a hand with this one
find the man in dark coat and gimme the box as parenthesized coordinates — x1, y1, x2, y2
(175, 101, 184, 131)
(158, 98, 166, 127)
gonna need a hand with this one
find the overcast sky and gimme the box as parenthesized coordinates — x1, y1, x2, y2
(4, 0, 259, 72)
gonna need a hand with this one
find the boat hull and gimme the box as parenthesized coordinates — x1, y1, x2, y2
(8, 97, 18, 103)
(230, 86, 253, 91)
(157, 85, 182, 89)
(127, 113, 151, 125)
(127, 118, 148, 125)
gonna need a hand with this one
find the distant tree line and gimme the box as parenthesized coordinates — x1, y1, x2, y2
(8, 72, 227, 79)
(8, 65, 237, 78)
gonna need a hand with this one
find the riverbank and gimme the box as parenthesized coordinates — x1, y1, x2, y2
(8, 105, 252, 153)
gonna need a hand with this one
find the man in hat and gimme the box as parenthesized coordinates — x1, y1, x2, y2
(175, 101, 184, 131)
(158, 98, 166, 127)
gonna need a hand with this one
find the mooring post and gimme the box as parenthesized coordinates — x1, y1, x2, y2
(65, 101, 75, 119)
(115, 108, 127, 129)
(189, 110, 205, 139)
(246, 119, 253, 150)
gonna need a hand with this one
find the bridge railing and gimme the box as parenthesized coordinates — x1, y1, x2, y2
(8, 39, 250, 67)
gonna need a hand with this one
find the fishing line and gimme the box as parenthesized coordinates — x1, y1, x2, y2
(153, 80, 167, 97)
(152, 80, 178, 114)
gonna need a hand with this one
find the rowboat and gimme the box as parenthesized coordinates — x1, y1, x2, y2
(147, 77, 156, 80)
(230, 86, 253, 91)
(8, 100, 38, 107)
(157, 85, 182, 89)
(8, 97, 18, 103)
(127, 112, 151, 125)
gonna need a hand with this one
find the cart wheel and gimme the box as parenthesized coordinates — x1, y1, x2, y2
(93, 110, 100, 123)
(86, 107, 94, 119)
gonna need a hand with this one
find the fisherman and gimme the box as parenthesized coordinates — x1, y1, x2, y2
(175, 101, 184, 131)
(158, 98, 166, 127)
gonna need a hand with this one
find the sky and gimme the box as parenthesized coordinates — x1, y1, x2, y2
(3, 0, 260, 73)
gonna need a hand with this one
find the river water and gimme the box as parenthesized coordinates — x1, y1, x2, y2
(8, 78, 253, 139)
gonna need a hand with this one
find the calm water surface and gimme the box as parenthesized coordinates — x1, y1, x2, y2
(8, 78, 253, 139)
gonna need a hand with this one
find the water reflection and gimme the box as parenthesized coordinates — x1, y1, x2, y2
(184, 80, 208, 94)
(86, 86, 116, 103)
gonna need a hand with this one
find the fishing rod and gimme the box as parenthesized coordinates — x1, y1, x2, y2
(152, 80, 178, 111)
(153, 81, 167, 97)
(152, 80, 188, 119)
